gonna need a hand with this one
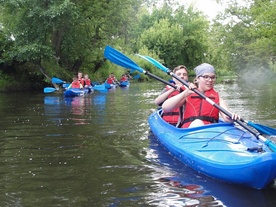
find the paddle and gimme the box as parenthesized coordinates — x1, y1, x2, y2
(63, 83, 70, 88)
(138, 55, 276, 151)
(244, 120, 276, 136)
(103, 45, 176, 89)
(132, 74, 141, 79)
(52, 77, 65, 84)
(44, 87, 57, 94)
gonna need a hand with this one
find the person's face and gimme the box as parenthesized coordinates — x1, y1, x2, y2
(173, 68, 188, 84)
(197, 73, 216, 91)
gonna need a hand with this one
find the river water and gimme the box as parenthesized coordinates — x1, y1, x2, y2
(0, 81, 276, 207)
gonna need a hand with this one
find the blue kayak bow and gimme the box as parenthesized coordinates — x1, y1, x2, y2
(137, 54, 276, 151)
(104, 45, 176, 89)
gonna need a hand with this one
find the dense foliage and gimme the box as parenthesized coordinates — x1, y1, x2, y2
(0, 0, 275, 91)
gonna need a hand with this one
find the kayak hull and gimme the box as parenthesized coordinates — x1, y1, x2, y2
(63, 88, 92, 97)
(105, 83, 117, 89)
(93, 84, 108, 92)
(119, 81, 130, 87)
(148, 110, 276, 189)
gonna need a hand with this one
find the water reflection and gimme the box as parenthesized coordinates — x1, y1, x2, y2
(44, 95, 62, 114)
(44, 95, 94, 125)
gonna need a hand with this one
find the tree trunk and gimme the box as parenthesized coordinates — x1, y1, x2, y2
(37, 62, 59, 90)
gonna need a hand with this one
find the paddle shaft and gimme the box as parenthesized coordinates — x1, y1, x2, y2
(144, 71, 176, 89)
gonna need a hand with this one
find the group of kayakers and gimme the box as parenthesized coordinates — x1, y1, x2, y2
(66, 72, 130, 89)
(155, 63, 240, 128)
(105, 73, 130, 85)
(66, 72, 92, 89)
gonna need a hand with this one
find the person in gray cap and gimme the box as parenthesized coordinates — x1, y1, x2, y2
(162, 63, 240, 128)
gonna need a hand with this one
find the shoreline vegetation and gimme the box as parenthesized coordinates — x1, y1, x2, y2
(1, 1, 275, 93)
(0, 71, 238, 93)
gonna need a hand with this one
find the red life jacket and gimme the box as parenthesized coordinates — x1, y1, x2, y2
(120, 76, 128, 81)
(79, 78, 85, 86)
(84, 79, 91, 86)
(106, 78, 114, 84)
(71, 81, 82, 88)
(162, 85, 186, 125)
(181, 88, 220, 128)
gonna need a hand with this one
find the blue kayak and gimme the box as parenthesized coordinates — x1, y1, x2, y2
(148, 109, 276, 189)
(63, 88, 92, 97)
(92, 84, 108, 92)
(105, 83, 117, 89)
(119, 81, 130, 87)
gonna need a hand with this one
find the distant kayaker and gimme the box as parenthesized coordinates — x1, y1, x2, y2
(120, 74, 128, 82)
(83, 74, 93, 92)
(154, 65, 194, 126)
(78, 72, 85, 86)
(111, 73, 118, 82)
(67, 76, 83, 89)
(83, 74, 92, 87)
(106, 74, 117, 85)
(162, 63, 240, 128)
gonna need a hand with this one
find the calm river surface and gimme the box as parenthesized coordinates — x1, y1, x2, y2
(0, 80, 276, 207)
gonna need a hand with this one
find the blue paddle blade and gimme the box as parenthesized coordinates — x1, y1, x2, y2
(52, 77, 64, 84)
(62, 83, 70, 88)
(247, 121, 276, 135)
(44, 87, 57, 93)
(132, 74, 140, 79)
(143, 55, 170, 73)
(104, 46, 144, 73)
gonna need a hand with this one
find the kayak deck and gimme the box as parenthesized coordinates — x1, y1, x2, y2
(148, 109, 276, 189)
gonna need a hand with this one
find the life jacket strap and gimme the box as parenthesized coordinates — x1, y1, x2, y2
(179, 116, 218, 127)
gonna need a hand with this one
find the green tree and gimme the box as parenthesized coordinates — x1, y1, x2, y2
(138, 4, 209, 70)
(0, 0, 143, 86)
(210, 0, 276, 73)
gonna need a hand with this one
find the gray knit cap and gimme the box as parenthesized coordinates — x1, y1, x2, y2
(194, 63, 215, 77)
